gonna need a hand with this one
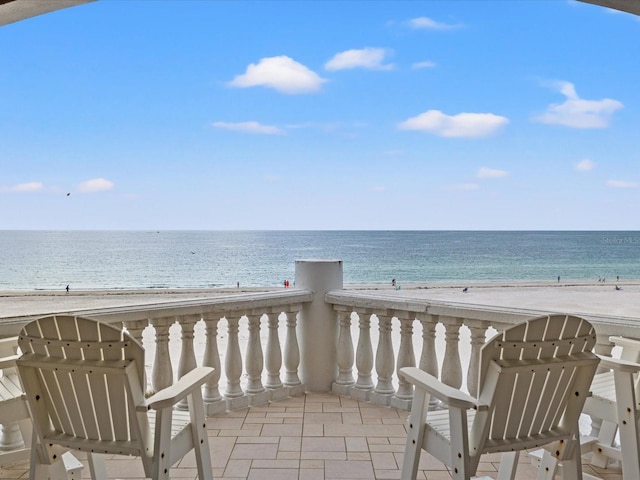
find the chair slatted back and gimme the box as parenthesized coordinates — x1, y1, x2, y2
(17, 315, 147, 447)
(475, 314, 598, 453)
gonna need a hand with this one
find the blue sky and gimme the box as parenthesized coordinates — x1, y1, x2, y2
(1, 0, 638, 230)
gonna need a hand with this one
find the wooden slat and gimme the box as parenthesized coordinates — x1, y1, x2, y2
(97, 320, 131, 442)
(79, 317, 117, 442)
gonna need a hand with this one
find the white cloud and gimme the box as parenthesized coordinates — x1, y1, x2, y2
(228, 56, 326, 94)
(9, 181, 43, 193)
(325, 48, 394, 71)
(444, 183, 479, 191)
(372, 185, 386, 192)
(575, 159, 596, 171)
(408, 17, 462, 30)
(412, 61, 436, 69)
(534, 81, 623, 128)
(78, 178, 114, 193)
(398, 110, 509, 138)
(606, 180, 638, 188)
(477, 167, 508, 179)
(212, 121, 284, 135)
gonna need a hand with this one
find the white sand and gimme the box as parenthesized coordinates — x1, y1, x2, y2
(1, 281, 639, 321)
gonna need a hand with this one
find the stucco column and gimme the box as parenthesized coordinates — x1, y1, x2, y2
(295, 259, 343, 392)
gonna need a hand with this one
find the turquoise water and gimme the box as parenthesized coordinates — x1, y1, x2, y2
(0, 231, 638, 290)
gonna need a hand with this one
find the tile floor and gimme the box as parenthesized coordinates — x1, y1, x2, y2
(0, 392, 624, 479)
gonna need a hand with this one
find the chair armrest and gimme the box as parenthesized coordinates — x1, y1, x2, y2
(400, 367, 484, 410)
(597, 355, 640, 373)
(143, 367, 214, 411)
(610, 336, 640, 351)
(0, 354, 19, 370)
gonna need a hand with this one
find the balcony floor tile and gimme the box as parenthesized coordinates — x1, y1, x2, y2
(0, 392, 625, 480)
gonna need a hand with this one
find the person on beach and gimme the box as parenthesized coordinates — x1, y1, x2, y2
(65, 285, 69, 293)
(392, 278, 396, 287)
(558, 276, 560, 283)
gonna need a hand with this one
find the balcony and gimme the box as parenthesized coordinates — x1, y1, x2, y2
(0, 260, 633, 479)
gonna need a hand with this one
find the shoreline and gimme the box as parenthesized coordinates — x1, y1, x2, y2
(2, 280, 639, 323)
(2, 278, 639, 297)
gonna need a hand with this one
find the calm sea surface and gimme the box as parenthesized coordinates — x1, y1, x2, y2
(0, 231, 638, 290)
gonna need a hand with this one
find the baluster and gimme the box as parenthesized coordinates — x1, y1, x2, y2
(395, 314, 416, 400)
(265, 312, 283, 389)
(225, 315, 244, 398)
(374, 313, 395, 395)
(336, 310, 355, 385)
(355, 311, 374, 390)
(202, 312, 222, 403)
(122, 319, 150, 391)
(467, 323, 487, 396)
(245, 313, 265, 394)
(283, 310, 301, 386)
(418, 314, 440, 408)
(151, 317, 175, 393)
(441, 317, 462, 389)
(123, 319, 147, 345)
(177, 314, 200, 409)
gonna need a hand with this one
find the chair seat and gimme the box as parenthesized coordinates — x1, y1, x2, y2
(0, 373, 24, 402)
(425, 407, 477, 440)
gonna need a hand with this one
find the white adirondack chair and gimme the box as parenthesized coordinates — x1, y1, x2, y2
(400, 314, 599, 480)
(584, 336, 640, 477)
(0, 336, 83, 478)
(16, 315, 214, 480)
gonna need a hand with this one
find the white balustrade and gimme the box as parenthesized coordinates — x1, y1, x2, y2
(335, 309, 355, 386)
(151, 317, 174, 393)
(395, 313, 416, 401)
(224, 315, 244, 399)
(374, 313, 395, 396)
(202, 312, 222, 404)
(283, 310, 301, 387)
(355, 311, 374, 391)
(265, 312, 283, 389)
(245, 313, 265, 394)
(441, 317, 463, 389)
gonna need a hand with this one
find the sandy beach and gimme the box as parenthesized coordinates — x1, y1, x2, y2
(2, 280, 639, 321)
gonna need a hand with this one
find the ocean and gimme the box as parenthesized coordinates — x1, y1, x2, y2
(0, 231, 638, 291)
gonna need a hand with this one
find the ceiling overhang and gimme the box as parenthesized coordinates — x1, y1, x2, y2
(577, 0, 640, 16)
(0, 0, 94, 27)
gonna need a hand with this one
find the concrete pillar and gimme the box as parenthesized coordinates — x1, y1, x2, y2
(295, 259, 343, 392)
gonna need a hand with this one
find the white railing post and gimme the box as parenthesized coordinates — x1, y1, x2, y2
(123, 319, 150, 392)
(372, 312, 395, 405)
(334, 309, 355, 390)
(295, 259, 342, 392)
(417, 314, 440, 409)
(393, 313, 416, 408)
(265, 312, 283, 389)
(441, 317, 463, 390)
(151, 317, 174, 393)
(177, 314, 200, 410)
(224, 315, 246, 408)
(467, 322, 487, 396)
(202, 312, 224, 414)
(283, 309, 302, 394)
(354, 311, 374, 397)
(246, 313, 267, 405)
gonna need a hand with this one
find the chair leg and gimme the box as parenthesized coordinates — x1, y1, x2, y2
(188, 390, 213, 480)
(153, 408, 174, 480)
(557, 440, 583, 480)
(614, 370, 640, 479)
(87, 453, 107, 480)
(496, 451, 519, 480)
(400, 389, 430, 480)
(536, 451, 561, 480)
